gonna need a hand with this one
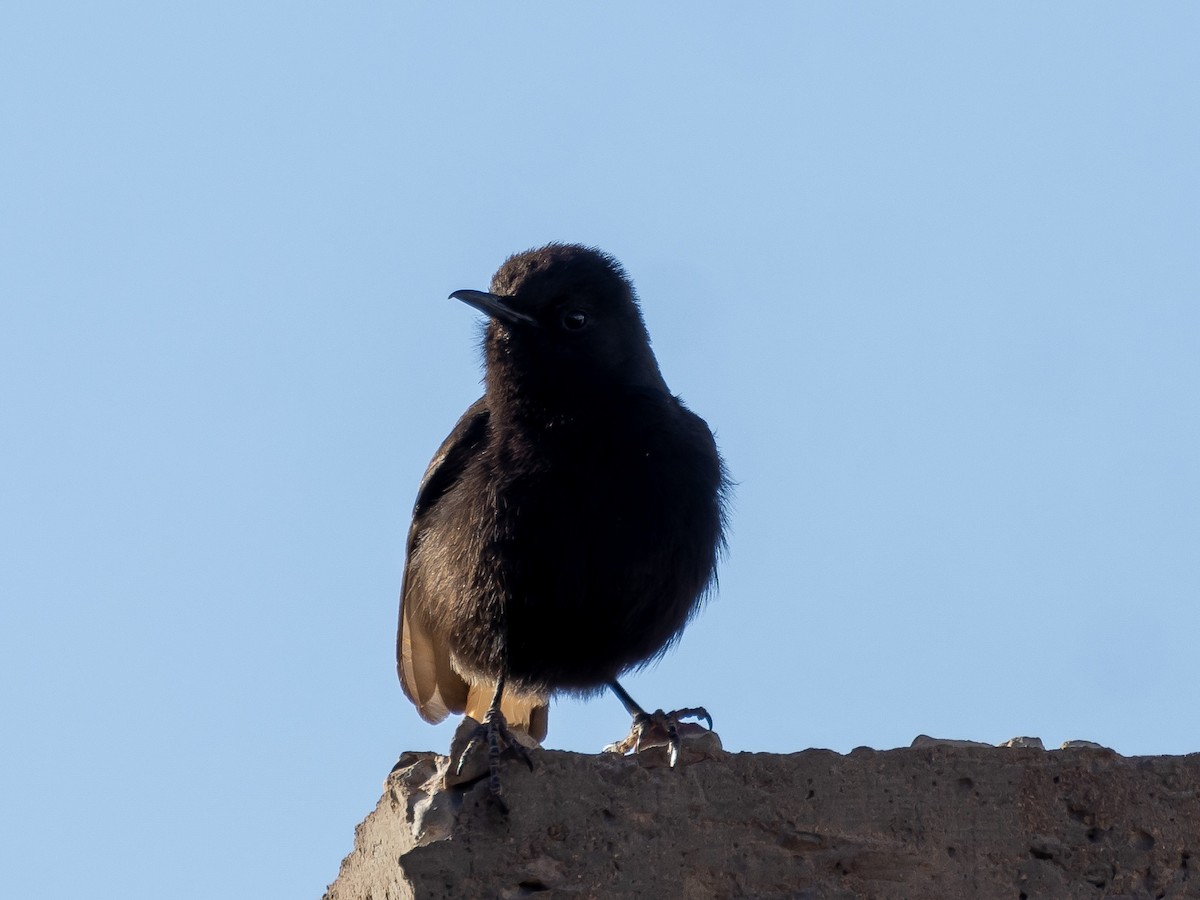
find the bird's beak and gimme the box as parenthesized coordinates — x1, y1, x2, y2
(449, 290, 539, 328)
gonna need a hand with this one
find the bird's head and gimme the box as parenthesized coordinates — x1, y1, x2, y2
(451, 244, 667, 399)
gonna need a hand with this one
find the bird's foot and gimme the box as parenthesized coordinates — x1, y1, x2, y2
(449, 708, 535, 810)
(604, 706, 718, 768)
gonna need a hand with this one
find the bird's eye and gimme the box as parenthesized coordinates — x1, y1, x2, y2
(561, 309, 589, 331)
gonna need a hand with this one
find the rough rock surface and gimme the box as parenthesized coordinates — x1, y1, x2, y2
(324, 742, 1200, 899)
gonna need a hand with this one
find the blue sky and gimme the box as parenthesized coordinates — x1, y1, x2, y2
(2, 4, 1197, 898)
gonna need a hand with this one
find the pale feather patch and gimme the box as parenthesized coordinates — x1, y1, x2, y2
(399, 603, 467, 723)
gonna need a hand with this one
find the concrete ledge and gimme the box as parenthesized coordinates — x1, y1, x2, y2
(325, 743, 1200, 899)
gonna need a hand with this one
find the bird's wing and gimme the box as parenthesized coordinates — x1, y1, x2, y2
(396, 398, 489, 724)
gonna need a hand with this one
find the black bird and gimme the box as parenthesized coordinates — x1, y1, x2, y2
(397, 244, 727, 781)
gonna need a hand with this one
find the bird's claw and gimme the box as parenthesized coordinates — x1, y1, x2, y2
(672, 706, 713, 731)
(604, 706, 714, 768)
(453, 709, 534, 809)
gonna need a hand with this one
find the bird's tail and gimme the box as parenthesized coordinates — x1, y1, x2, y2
(465, 681, 549, 744)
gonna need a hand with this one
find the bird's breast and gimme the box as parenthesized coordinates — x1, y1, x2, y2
(434, 397, 723, 691)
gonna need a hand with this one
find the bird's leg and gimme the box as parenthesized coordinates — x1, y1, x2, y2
(454, 675, 534, 807)
(603, 679, 713, 767)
